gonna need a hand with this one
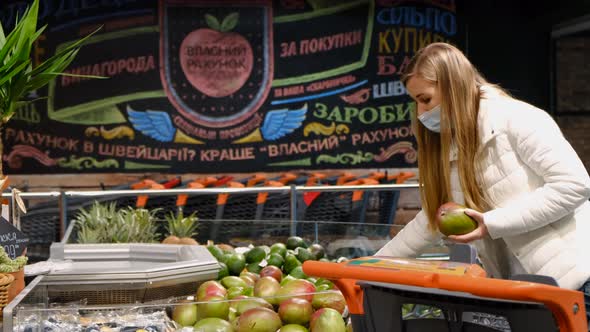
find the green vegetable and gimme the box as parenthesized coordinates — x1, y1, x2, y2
(0, 247, 27, 272)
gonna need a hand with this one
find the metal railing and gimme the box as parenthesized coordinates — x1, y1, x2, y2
(2, 183, 420, 238)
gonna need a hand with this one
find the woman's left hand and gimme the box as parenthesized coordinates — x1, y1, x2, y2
(447, 209, 488, 243)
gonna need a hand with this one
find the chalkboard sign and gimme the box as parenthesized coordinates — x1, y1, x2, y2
(1, 0, 460, 174)
(0, 217, 28, 260)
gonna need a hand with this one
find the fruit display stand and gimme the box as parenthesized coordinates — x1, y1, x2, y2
(302, 257, 588, 332)
(62, 215, 446, 261)
(2, 181, 433, 331)
(3, 243, 220, 330)
(3, 235, 362, 331)
(4, 283, 340, 331)
(7, 217, 449, 331)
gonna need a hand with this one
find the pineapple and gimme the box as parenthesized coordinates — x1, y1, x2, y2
(74, 202, 160, 243)
(77, 225, 101, 244)
(74, 201, 117, 243)
(163, 210, 199, 245)
(115, 207, 160, 243)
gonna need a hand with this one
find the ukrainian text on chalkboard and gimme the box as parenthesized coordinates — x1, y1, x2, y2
(1, 0, 459, 174)
(0, 217, 28, 259)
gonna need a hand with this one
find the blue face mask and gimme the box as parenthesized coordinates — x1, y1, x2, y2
(418, 104, 441, 133)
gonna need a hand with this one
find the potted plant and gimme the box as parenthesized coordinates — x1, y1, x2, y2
(0, 0, 100, 300)
(0, 0, 101, 179)
(0, 246, 27, 303)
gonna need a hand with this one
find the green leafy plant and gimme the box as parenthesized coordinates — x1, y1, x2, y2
(0, 0, 102, 174)
(0, 246, 27, 273)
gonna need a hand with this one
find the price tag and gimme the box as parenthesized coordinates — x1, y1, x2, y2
(0, 216, 28, 259)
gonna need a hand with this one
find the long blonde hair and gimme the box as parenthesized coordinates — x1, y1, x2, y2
(402, 42, 496, 230)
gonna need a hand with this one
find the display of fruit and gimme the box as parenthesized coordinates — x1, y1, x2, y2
(168, 239, 351, 331)
(435, 202, 478, 236)
(62, 189, 448, 332)
(162, 210, 199, 245)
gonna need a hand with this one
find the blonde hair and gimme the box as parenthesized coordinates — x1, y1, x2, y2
(402, 42, 501, 230)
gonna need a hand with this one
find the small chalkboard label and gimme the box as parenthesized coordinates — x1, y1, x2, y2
(0, 217, 28, 259)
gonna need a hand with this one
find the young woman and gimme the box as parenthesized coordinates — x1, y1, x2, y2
(375, 42, 590, 327)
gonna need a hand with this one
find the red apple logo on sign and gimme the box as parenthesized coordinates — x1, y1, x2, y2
(180, 13, 253, 98)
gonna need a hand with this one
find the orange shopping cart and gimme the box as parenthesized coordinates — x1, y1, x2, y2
(303, 256, 588, 332)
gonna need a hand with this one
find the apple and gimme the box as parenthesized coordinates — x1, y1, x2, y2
(436, 202, 478, 236)
(180, 13, 253, 98)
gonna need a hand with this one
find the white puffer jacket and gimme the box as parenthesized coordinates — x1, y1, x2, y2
(376, 88, 590, 290)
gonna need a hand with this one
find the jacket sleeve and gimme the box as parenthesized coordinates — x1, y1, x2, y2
(483, 102, 590, 239)
(375, 209, 441, 257)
